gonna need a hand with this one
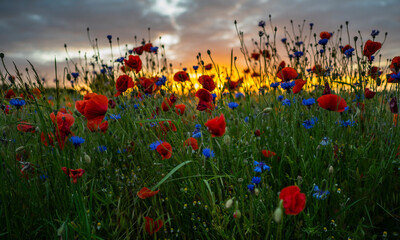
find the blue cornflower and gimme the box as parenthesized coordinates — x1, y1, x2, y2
(281, 38, 287, 43)
(69, 136, 85, 147)
(282, 98, 291, 106)
(251, 176, 261, 185)
(115, 57, 124, 63)
(195, 124, 201, 129)
(306, 68, 312, 73)
(244, 116, 249, 123)
(247, 184, 255, 191)
(134, 104, 140, 109)
(193, 65, 199, 71)
(258, 20, 266, 28)
(150, 46, 158, 54)
(313, 185, 330, 200)
(48, 96, 54, 100)
(302, 98, 316, 106)
(295, 41, 303, 46)
(150, 140, 163, 150)
(320, 49, 325, 54)
(9, 99, 26, 107)
(318, 38, 329, 45)
(270, 82, 280, 89)
(128, 49, 133, 54)
(294, 51, 304, 58)
(371, 30, 380, 37)
(202, 148, 215, 158)
(156, 75, 167, 86)
(71, 72, 79, 79)
(370, 56, 375, 62)
(106, 114, 121, 121)
(278, 95, 284, 101)
(235, 92, 245, 99)
(338, 120, 354, 127)
(192, 132, 202, 138)
(289, 54, 294, 60)
(280, 81, 295, 90)
(107, 35, 112, 41)
(211, 93, 217, 102)
(98, 146, 107, 152)
(344, 48, 355, 58)
(228, 102, 239, 109)
(302, 117, 318, 129)
(391, 73, 400, 80)
(100, 69, 106, 74)
(39, 175, 49, 180)
(320, 137, 332, 146)
(254, 161, 270, 173)
(309, 23, 314, 28)
(183, 67, 187, 71)
(117, 149, 127, 154)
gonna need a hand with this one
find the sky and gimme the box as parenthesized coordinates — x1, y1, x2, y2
(0, 0, 399, 84)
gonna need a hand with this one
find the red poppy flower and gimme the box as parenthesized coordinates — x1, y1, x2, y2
(144, 216, 163, 236)
(341, 44, 353, 53)
(156, 142, 172, 159)
(364, 88, 376, 99)
(5, 89, 16, 99)
(198, 75, 216, 92)
(312, 65, 325, 76)
(115, 75, 134, 97)
(124, 55, 142, 73)
(161, 98, 173, 112)
(50, 111, 75, 149)
(196, 99, 214, 112)
(262, 49, 271, 59)
(317, 94, 347, 112)
(137, 187, 160, 199)
(32, 88, 41, 99)
(363, 40, 382, 60)
(175, 104, 186, 115)
(368, 66, 380, 80)
(276, 67, 298, 82)
(138, 77, 157, 94)
(251, 52, 260, 61)
(279, 185, 306, 215)
(169, 93, 177, 104)
(159, 121, 177, 135)
(205, 114, 226, 137)
(17, 122, 35, 133)
(228, 79, 242, 90)
(41, 132, 54, 147)
(76, 93, 108, 129)
(174, 71, 190, 82)
(195, 88, 212, 102)
(88, 120, 109, 133)
(254, 129, 261, 136)
(133, 46, 144, 55)
(62, 167, 85, 184)
(184, 137, 198, 151)
(320, 31, 331, 40)
(278, 61, 286, 70)
(390, 56, 400, 74)
(205, 63, 212, 70)
(108, 99, 116, 109)
(292, 79, 306, 94)
(143, 43, 153, 52)
(262, 150, 276, 158)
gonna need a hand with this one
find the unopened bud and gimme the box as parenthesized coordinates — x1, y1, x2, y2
(225, 198, 234, 209)
(84, 153, 91, 163)
(273, 207, 283, 223)
(254, 188, 260, 196)
(233, 209, 241, 219)
(329, 165, 334, 174)
(223, 135, 231, 145)
(15, 146, 25, 153)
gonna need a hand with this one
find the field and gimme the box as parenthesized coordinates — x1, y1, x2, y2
(1, 19, 400, 239)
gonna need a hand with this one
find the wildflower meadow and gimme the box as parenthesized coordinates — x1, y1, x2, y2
(1, 15, 400, 239)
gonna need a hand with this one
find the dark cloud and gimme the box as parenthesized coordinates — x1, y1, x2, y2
(0, 0, 399, 82)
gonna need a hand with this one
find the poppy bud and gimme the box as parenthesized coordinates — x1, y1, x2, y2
(225, 198, 234, 209)
(329, 165, 334, 174)
(84, 153, 91, 163)
(273, 201, 283, 223)
(233, 209, 241, 219)
(0, 53, 4, 58)
(223, 135, 231, 145)
(254, 188, 260, 196)
(35, 126, 40, 132)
